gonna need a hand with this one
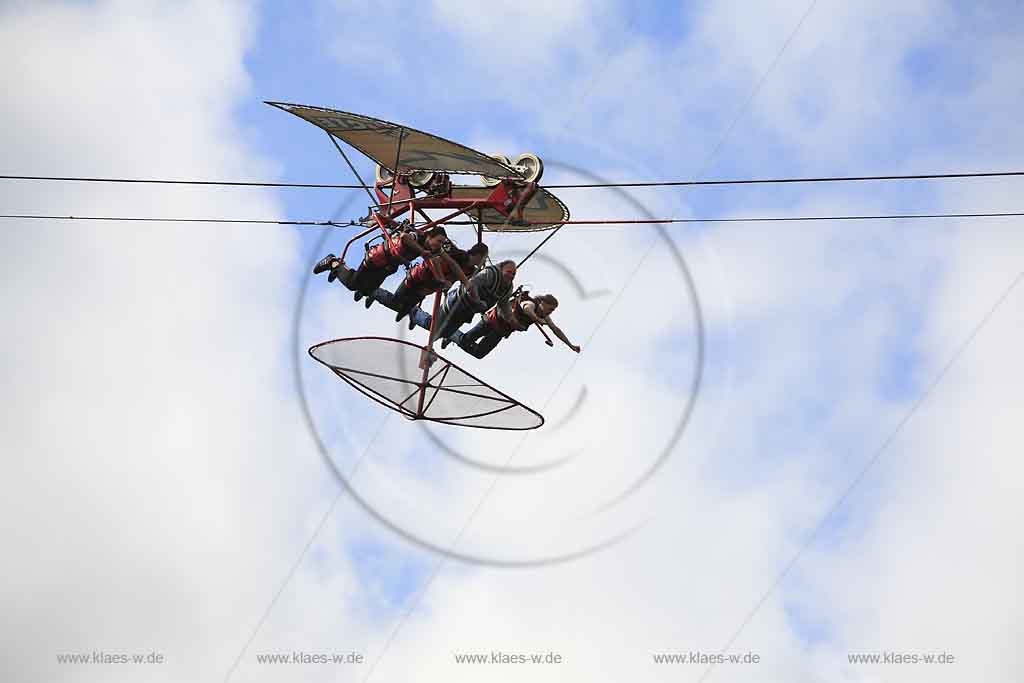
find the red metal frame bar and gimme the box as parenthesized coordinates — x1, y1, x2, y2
(339, 223, 379, 263)
(335, 175, 537, 284)
(415, 289, 444, 415)
(372, 177, 536, 222)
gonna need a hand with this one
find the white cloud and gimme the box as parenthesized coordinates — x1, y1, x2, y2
(305, 1, 1024, 681)
(6, 1, 1023, 681)
(0, 2, 370, 681)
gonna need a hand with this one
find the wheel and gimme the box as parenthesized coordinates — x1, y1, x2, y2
(409, 170, 436, 188)
(375, 164, 394, 185)
(514, 153, 543, 183)
(482, 154, 512, 187)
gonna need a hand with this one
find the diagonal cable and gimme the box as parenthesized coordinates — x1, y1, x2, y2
(223, 191, 376, 683)
(223, 410, 393, 683)
(696, 265, 1024, 682)
(357, 5, 818, 681)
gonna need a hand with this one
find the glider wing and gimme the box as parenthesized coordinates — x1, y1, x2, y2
(268, 102, 521, 179)
(309, 336, 544, 431)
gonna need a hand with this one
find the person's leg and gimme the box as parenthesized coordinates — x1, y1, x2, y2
(391, 292, 423, 321)
(313, 254, 353, 287)
(381, 280, 411, 315)
(312, 253, 338, 275)
(435, 298, 470, 342)
(437, 288, 459, 324)
(445, 329, 467, 353)
(409, 306, 432, 331)
(456, 320, 488, 359)
(371, 285, 397, 311)
(456, 327, 503, 359)
(460, 319, 489, 347)
(348, 261, 371, 294)
(438, 313, 470, 347)
(335, 263, 355, 288)
(391, 285, 424, 322)
(351, 261, 395, 297)
(472, 329, 504, 358)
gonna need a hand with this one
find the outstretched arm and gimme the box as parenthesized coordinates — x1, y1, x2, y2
(542, 315, 581, 353)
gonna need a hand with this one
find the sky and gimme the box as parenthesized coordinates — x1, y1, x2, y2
(1, 1, 1022, 682)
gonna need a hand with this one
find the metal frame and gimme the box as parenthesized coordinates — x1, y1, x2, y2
(308, 337, 545, 431)
(337, 171, 538, 263)
(285, 104, 568, 431)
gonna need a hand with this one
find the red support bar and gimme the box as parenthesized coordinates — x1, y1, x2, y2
(362, 178, 528, 217)
(336, 176, 536, 269)
(415, 204, 478, 233)
(416, 289, 444, 416)
(340, 223, 379, 263)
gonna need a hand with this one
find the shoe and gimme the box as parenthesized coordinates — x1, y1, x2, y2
(394, 309, 406, 322)
(440, 336, 452, 350)
(354, 291, 364, 302)
(364, 295, 374, 309)
(313, 253, 338, 275)
(408, 314, 417, 331)
(328, 263, 346, 283)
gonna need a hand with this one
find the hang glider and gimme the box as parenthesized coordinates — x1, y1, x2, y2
(267, 101, 521, 179)
(268, 101, 569, 234)
(276, 101, 571, 430)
